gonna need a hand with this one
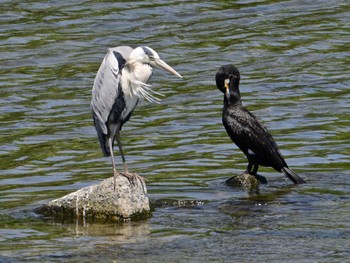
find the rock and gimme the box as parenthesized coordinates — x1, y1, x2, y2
(226, 172, 267, 190)
(36, 174, 150, 222)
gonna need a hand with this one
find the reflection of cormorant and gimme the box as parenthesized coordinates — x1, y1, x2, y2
(216, 65, 305, 184)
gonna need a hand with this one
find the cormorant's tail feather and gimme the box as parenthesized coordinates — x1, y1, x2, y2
(281, 167, 306, 184)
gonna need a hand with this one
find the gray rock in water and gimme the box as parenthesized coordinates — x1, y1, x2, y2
(36, 174, 150, 222)
(226, 172, 267, 190)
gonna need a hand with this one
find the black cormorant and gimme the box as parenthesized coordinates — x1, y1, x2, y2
(216, 64, 305, 184)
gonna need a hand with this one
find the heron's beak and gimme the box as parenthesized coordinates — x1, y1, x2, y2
(154, 58, 182, 78)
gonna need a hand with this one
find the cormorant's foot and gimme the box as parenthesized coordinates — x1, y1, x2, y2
(252, 174, 267, 184)
(120, 171, 147, 186)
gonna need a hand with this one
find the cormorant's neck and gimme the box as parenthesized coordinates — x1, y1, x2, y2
(224, 80, 242, 107)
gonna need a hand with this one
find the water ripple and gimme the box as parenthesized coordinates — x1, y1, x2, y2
(0, 0, 349, 262)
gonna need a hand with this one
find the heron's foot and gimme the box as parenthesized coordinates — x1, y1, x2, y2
(120, 171, 147, 186)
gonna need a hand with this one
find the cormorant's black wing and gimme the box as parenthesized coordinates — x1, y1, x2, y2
(223, 106, 287, 169)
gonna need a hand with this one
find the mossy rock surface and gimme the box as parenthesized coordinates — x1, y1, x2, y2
(226, 173, 267, 190)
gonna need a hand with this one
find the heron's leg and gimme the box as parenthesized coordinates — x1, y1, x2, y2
(115, 130, 128, 173)
(115, 130, 147, 186)
(108, 137, 118, 191)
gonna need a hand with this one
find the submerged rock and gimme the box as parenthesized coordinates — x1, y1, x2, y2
(36, 174, 150, 222)
(226, 172, 267, 190)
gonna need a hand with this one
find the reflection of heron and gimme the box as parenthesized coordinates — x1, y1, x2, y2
(91, 46, 182, 189)
(216, 65, 305, 184)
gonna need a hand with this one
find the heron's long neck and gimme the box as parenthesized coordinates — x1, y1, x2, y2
(122, 63, 160, 103)
(131, 62, 152, 84)
(122, 63, 151, 91)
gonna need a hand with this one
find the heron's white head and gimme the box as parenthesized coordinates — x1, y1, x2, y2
(128, 46, 182, 79)
(124, 46, 182, 103)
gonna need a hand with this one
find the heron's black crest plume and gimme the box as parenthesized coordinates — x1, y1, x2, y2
(141, 46, 154, 58)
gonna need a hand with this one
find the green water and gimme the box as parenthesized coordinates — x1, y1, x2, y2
(1, 0, 349, 262)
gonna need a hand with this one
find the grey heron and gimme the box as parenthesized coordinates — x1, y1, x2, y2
(216, 64, 305, 184)
(91, 46, 182, 189)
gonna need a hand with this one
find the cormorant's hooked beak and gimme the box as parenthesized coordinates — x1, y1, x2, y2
(154, 58, 182, 79)
(224, 79, 230, 92)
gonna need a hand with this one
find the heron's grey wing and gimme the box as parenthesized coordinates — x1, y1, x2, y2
(91, 46, 133, 135)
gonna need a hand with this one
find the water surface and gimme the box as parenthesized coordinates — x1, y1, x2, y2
(1, 0, 349, 262)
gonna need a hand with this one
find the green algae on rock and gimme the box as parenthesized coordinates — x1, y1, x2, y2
(226, 173, 267, 190)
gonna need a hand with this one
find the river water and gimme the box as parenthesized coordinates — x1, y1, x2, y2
(1, 0, 349, 262)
